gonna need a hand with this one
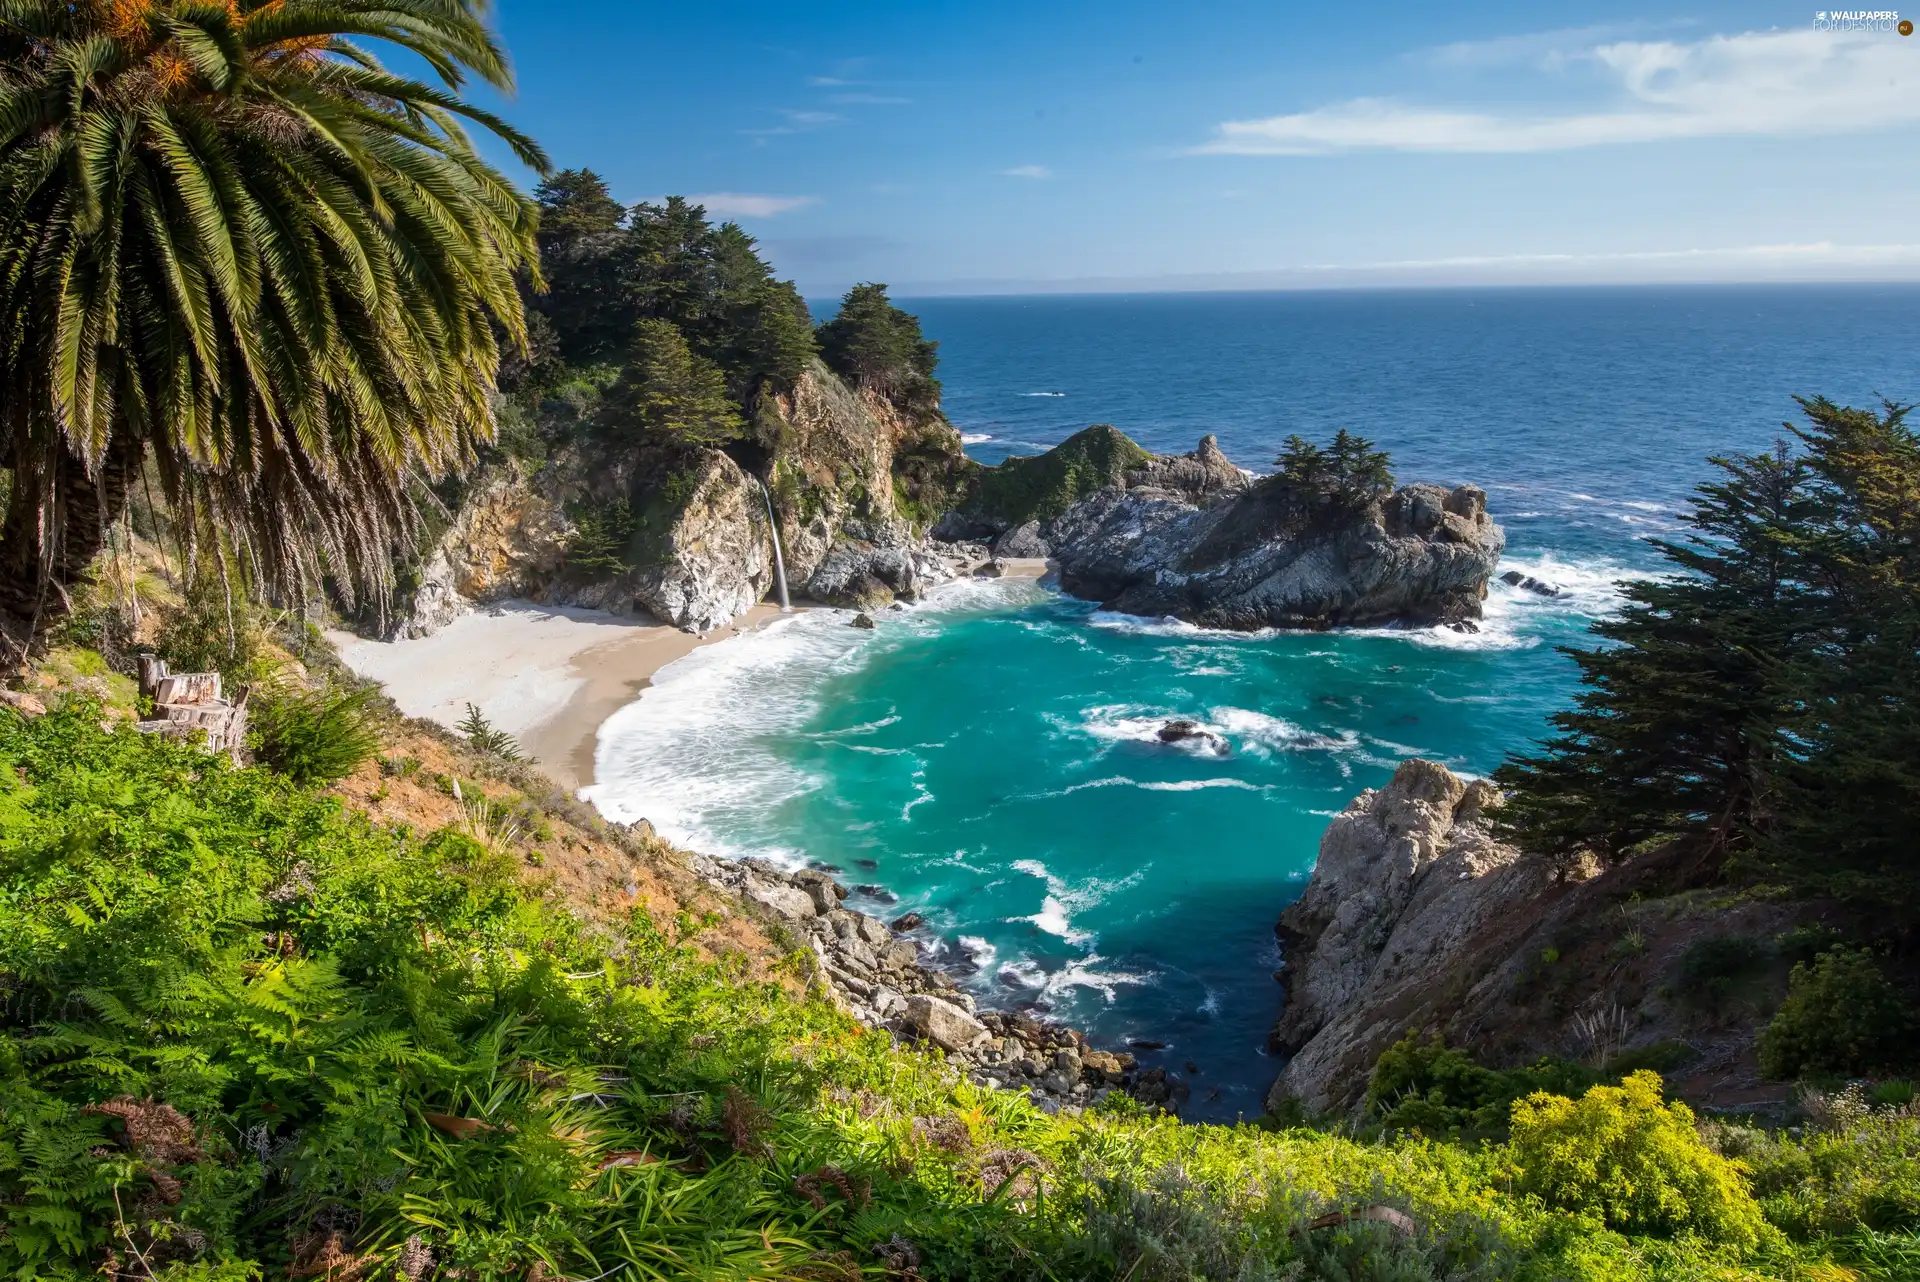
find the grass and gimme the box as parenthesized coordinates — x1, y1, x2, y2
(0, 703, 1915, 1280)
(962, 424, 1154, 527)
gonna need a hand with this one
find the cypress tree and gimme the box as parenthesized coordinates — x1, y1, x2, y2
(1495, 444, 1819, 874)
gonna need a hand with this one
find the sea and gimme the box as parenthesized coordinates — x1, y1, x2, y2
(587, 285, 1920, 1122)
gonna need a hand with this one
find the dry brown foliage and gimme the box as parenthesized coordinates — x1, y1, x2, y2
(721, 1085, 773, 1158)
(287, 1229, 372, 1280)
(792, 1164, 871, 1211)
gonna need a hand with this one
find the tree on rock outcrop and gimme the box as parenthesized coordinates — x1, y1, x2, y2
(598, 320, 746, 450)
(1274, 430, 1394, 509)
(818, 284, 941, 414)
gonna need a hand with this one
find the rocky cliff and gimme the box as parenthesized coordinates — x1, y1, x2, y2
(939, 427, 1504, 631)
(1267, 761, 1828, 1120)
(1265, 760, 1554, 1116)
(392, 363, 974, 637)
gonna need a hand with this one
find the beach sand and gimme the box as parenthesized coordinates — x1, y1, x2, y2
(330, 601, 787, 791)
(331, 556, 1043, 792)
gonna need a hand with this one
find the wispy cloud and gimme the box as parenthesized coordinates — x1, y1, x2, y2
(830, 92, 912, 105)
(1002, 164, 1052, 179)
(1200, 29, 1920, 155)
(1412, 22, 1661, 71)
(685, 193, 819, 218)
(742, 108, 844, 138)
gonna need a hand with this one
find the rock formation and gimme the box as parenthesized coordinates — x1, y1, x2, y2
(688, 853, 1149, 1113)
(1265, 760, 1553, 1117)
(391, 363, 976, 637)
(940, 426, 1504, 631)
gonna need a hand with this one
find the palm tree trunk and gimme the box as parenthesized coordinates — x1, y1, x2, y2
(0, 433, 147, 660)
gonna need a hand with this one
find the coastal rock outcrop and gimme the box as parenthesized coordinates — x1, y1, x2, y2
(941, 426, 1504, 631)
(392, 363, 977, 638)
(687, 852, 1152, 1113)
(1265, 760, 1553, 1117)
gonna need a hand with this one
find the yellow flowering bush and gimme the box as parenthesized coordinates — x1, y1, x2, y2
(1508, 1070, 1766, 1246)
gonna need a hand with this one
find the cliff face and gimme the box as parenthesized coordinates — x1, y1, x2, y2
(940, 428, 1503, 631)
(1268, 761, 1826, 1120)
(1266, 761, 1554, 1116)
(393, 364, 973, 636)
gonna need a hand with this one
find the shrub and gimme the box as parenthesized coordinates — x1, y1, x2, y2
(457, 703, 525, 761)
(1366, 1034, 1596, 1139)
(1674, 933, 1772, 1013)
(1758, 948, 1916, 1080)
(154, 573, 268, 683)
(248, 682, 383, 785)
(1725, 1090, 1920, 1238)
(1507, 1071, 1766, 1245)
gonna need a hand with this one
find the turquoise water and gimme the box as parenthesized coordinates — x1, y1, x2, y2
(591, 286, 1920, 1121)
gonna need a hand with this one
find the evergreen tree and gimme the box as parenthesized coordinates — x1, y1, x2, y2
(598, 320, 745, 450)
(535, 169, 627, 245)
(1757, 399, 1920, 908)
(1328, 429, 1396, 505)
(1496, 444, 1818, 874)
(817, 284, 941, 412)
(1275, 435, 1330, 499)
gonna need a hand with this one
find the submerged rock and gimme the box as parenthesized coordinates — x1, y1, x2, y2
(1156, 720, 1230, 755)
(1500, 569, 1563, 598)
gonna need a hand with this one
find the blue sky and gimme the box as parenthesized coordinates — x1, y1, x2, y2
(480, 2, 1920, 295)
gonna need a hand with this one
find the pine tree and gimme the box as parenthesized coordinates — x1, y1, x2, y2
(1495, 443, 1819, 874)
(1328, 429, 1395, 506)
(1757, 399, 1920, 908)
(598, 320, 746, 450)
(1275, 435, 1330, 498)
(817, 284, 941, 412)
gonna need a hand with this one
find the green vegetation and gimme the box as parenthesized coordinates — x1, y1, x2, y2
(1273, 430, 1397, 510)
(1496, 399, 1920, 921)
(247, 682, 383, 786)
(566, 497, 641, 575)
(964, 424, 1155, 527)
(458, 703, 526, 763)
(0, 0, 544, 647)
(817, 283, 943, 416)
(0, 703, 1915, 1280)
(1364, 1035, 1690, 1142)
(597, 320, 749, 451)
(1758, 949, 1917, 1081)
(1507, 1072, 1765, 1247)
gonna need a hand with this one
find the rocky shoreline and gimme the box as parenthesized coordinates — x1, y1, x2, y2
(689, 852, 1179, 1114)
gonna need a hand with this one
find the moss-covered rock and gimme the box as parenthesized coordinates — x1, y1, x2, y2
(960, 424, 1154, 529)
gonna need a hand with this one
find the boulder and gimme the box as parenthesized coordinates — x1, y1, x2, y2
(904, 995, 989, 1053)
(1156, 720, 1230, 755)
(791, 869, 847, 916)
(849, 612, 877, 629)
(1500, 569, 1563, 598)
(972, 559, 1005, 579)
(744, 880, 817, 921)
(993, 521, 1051, 559)
(891, 911, 927, 933)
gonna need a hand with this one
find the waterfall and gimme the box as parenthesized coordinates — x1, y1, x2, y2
(756, 477, 793, 612)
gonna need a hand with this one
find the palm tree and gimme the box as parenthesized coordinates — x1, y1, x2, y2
(0, 0, 547, 652)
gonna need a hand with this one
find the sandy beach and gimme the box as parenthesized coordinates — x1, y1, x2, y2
(331, 601, 786, 790)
